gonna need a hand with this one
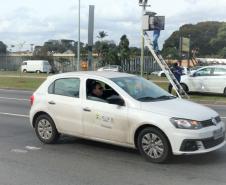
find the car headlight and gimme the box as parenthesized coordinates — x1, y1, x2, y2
(170, 118, 202, 129)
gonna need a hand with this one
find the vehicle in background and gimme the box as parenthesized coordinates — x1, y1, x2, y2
(21, 60, 51, 73)
(153, 67, 190, 77)
(97, 65, 122, 72)
(30, 71, 225, 163)
(180, 65, 226, 95)
(189, 66, 203, 74)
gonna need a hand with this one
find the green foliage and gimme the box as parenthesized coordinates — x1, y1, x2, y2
(0, 41, 7, 54)
(130, 47, 141, 57)
(97, 31, 108, 40)
(94, 31, 121, 66)
(94, 40, 120, 65)
(162, 47, 180, 59)
(119, 35, 130, 61)
(218, 47, 226, 58)
(163, 21, 224, 58)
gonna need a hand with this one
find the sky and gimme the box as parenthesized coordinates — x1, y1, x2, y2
(1, 0, 226, 51)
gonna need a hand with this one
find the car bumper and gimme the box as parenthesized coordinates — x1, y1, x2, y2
(169, 122, 226, 155)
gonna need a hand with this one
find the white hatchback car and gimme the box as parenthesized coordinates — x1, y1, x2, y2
(181, 65, 226, 95)
(30, 72, 226, 163)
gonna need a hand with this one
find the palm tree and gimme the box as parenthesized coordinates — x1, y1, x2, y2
(97, 31, 108, 40)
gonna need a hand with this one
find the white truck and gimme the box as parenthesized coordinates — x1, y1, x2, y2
(21, 60, 51, 73)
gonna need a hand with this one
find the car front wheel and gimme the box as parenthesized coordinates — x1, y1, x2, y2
(34, 114, 59, 144)
(180, 83, 189, 93)
(137, 127, 171, 163)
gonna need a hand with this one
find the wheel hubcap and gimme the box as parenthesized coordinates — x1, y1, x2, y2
(141, 133, 164, 159)
(37, 119, 53, 140)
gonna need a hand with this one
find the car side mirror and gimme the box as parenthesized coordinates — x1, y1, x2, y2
(107, 95, 125, 106)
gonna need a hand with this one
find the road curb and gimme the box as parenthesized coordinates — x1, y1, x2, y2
(191, 100, 226, 106)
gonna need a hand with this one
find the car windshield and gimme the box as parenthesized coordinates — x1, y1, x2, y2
(111, 76, 176, 102)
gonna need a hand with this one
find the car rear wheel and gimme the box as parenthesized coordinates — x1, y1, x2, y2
(34, 114, 59, 144)
(161, 73, 166, 77)
(36, 70, 41, 74)
(224, 88, 226, 96)
(23, 69, 27, 73)
(137, 127, 171, 163)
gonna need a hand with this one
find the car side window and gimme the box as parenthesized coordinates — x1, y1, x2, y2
(86, 79, 125, 106)
(213, 68, 226, 76)
(194, 68, 213, 76)
(48, 78, 80, 98)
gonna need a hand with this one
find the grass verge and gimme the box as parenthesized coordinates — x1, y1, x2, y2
(0, 72, 225, 103)
(0, 77, 45, 91)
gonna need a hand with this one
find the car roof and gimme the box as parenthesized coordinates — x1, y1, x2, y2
(200, 65, 226, 68)
(49, 71, 135, 80)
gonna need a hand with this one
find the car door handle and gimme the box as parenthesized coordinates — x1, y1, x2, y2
(83, 107, 91, 112)
(48, 101, 56, 105)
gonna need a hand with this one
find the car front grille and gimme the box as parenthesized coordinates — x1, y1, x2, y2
(201, 116, 221, 127)
(180, 134, 225, 152)
(202, 135, 225, 149)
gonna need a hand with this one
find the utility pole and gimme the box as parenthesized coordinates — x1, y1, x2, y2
(77, 0, 80, 71)
(139, 0, 150, 77)
(88, 5, 95, 71)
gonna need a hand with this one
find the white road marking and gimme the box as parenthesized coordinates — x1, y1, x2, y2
(0, 112, 29, 118)
(0, 96, 29, 101)
(203, 104, 226, 107)
(222, 117, 226, 119)
(0, 88, 32, 93)
(11, 149, 28, 153)
(25, 146, 41, 150)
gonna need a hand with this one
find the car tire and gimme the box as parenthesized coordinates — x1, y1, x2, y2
(36, 70, 41, 74)
(137, 127, 171, 163)
(180, 83, 189, 93)
(23, 69, 27, 73)
(34, 114, 59, 144)
(161, 73, 166, 77)
(224, 88, 226, 96)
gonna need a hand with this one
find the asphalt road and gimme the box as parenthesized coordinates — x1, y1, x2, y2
(0, 89, 226, 185)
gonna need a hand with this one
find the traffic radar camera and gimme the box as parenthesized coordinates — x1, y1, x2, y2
(142, 13, 165, 31)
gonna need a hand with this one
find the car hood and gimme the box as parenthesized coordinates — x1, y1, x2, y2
(140, 98, 218, 121)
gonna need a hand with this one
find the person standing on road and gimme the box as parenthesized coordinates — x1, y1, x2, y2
(168, 62, 183, 94)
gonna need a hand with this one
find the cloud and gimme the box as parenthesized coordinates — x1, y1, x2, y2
(1, 0, 226, 50)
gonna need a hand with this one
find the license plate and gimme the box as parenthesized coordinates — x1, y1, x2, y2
(213, 127, 224, 140)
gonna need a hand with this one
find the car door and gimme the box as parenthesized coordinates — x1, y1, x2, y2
(47, 77, 83, 136)
(189, 67, 212, 92)
(82, 78, 129, 144)
(210, 67, 226, 93)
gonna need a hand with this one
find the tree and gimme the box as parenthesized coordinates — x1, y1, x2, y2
(218, 47, 226, 58)
(162, 21, 222, 58)
(130, 47, 141, 57)
(118, 35, 130, 62)
(0, 41, 7, 54)
(97, 31, 108, 40)
(210, 23, 226, 54)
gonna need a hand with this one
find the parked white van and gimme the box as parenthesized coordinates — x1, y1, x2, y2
(21, 60, 51, 73)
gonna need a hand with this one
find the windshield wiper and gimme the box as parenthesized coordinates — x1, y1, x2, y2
(154, 95, 176, 100)
(137, 96, 155, 101)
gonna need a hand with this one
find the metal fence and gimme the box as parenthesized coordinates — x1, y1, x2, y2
(0, 54, 77, 72)
(0, 55, 161, 73)
(0, 55, 32, 71)
(122, 56, 161, 74)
